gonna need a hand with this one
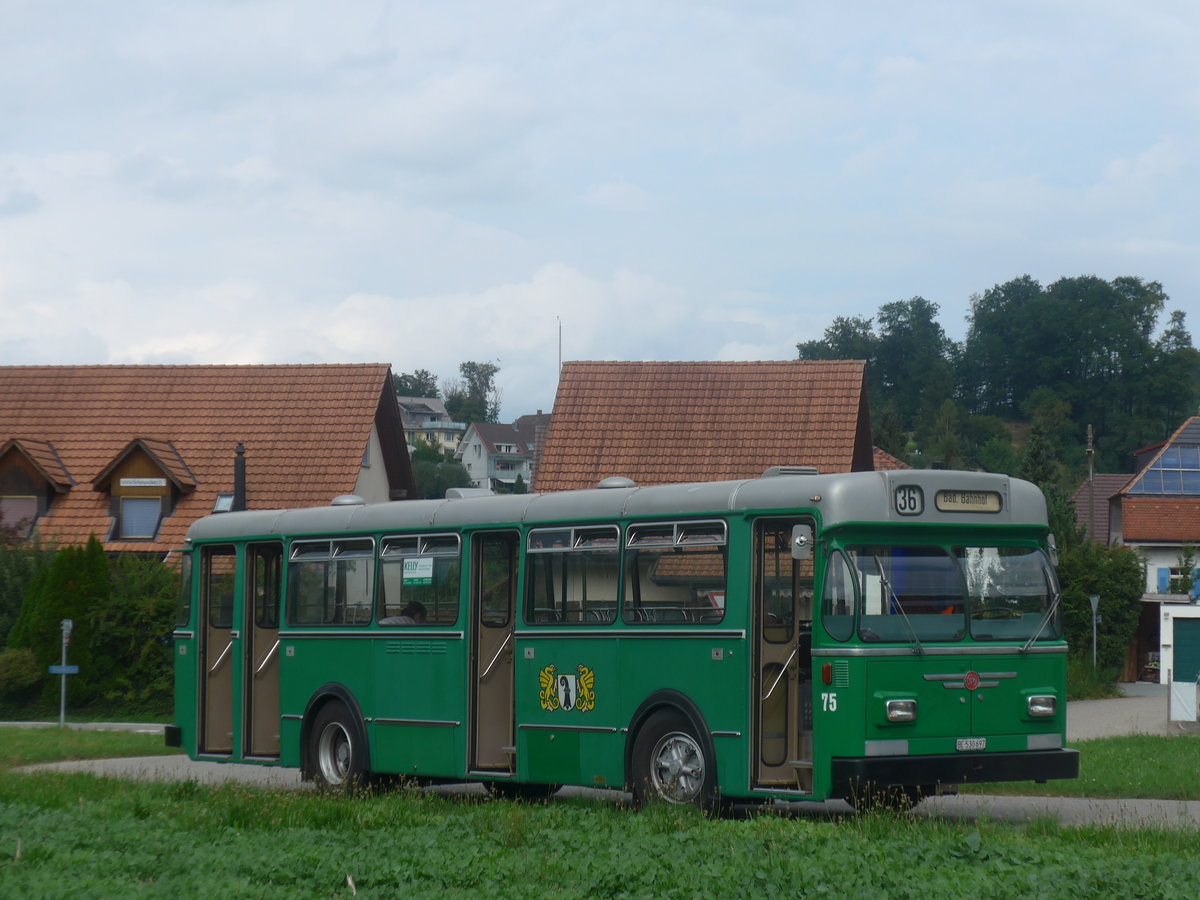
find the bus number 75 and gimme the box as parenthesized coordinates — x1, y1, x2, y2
(822, 692, 838, 712)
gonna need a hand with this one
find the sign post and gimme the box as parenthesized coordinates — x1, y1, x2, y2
(1089, 595, 1100, 669)
(51, 619, 78, 728)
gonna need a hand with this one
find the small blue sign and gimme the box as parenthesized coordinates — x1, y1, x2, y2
(48, 665, 79, 675)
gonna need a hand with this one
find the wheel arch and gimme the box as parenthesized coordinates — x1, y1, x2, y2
(623, 689, 717, 792)
(299, 683, 371, 780)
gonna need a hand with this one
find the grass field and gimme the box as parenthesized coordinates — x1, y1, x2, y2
(1, 728, 1197, 897)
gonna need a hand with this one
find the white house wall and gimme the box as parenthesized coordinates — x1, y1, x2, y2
(353, 425, 392, 502)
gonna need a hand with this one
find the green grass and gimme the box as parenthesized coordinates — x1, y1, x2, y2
(1, 775, 1198, 898)
(0, 728, 1196, 896)
(0, 727, 181, 769)
(961, 734, 1200, 800)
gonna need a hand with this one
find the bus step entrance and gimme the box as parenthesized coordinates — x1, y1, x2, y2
(787, 759, 813, 792)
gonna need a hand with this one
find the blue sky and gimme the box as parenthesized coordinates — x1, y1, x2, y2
(2, 1, 1197, 419)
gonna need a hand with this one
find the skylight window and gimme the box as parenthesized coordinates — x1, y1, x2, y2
(1127, 445, 1200, 495)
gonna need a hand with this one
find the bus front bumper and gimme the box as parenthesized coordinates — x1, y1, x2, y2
(830, 748, 1079, 798)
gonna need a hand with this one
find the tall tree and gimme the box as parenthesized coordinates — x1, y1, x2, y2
(873, 297, 956, 430)
(394, 369, 441, 398)
(444, 361, 502, 424)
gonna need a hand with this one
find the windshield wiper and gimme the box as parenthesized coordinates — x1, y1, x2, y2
(1020, 592, 1062, 653)
(873, 555, 924, 656)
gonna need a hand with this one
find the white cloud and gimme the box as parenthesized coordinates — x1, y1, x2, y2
(3, 0, 1200, 419)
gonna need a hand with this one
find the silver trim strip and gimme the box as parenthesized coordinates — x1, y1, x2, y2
(518, 723, 620, 734)
(865, 739, 909, 757)
(520, 629, 746, 640)
(1027, 732, 1063, 750)
(710, 731, 742, 738)
(173, 631, 195, 639)
(278, 630, 465, 640)
(375, 718, 461, 728)
(812, 645, 1066, 657)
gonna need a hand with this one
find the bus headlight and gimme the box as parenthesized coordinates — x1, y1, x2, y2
(886, 699, 917, 723)
(1027, 695, 1057, 718)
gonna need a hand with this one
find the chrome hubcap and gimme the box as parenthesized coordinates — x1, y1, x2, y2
(317, 722, 352, 784)
(649, 731, 704, 803)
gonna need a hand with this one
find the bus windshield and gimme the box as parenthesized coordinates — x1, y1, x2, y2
(824, 544, 1060, 644)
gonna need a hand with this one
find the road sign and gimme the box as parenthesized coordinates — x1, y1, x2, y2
(48, 665, 79, 675)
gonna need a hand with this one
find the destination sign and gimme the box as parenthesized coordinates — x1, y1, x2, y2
(935, 490, 1002, 514)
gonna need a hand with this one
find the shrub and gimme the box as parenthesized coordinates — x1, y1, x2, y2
(0, 646, 41, 701)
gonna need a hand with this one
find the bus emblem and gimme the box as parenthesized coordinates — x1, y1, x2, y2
(539, 664, 596, 712)
(964, 671, 981, 691)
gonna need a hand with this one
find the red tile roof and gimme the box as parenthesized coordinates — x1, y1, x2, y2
(534, 360, 872, 491)
(0, 364, 412, 553)
(1121, 495, 1200, 542)
(872, 447, 910, 471)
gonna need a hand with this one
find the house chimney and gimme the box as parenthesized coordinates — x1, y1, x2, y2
(233, 442, 247, 511)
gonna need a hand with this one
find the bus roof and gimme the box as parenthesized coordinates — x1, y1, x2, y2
(183, 469, 1048, 544)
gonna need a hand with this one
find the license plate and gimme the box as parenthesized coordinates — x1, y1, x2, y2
(956, 737, 986, 751)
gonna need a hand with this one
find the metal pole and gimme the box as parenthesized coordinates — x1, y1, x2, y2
(59, 619, 73, 728)
(1089, 595, 1099, 669)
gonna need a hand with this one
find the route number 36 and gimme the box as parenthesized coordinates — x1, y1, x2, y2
(894, 485, 924, 516)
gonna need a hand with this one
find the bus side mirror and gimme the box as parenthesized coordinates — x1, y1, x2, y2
(791, 525, 813, 560)
(1047, 533, 1059, 567)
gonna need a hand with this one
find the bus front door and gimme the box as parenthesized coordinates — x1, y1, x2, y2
(470, 531, 519, 773)
(243, 542, 282, 758)
(753, 520, 814, 793)
(199, 545, 237, 756)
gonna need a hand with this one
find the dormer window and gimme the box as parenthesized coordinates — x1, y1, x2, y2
(93, 439, 197, 542)
(120, 494, 165, 538)
(0, 438, 74, 539)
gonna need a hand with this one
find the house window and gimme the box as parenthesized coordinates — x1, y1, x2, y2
(119, 497, 163, 539)
(0, 495, 37, 538)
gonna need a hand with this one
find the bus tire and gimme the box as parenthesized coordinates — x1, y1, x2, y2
(308, 702, 367, 791)
(631, 710, 715, 811)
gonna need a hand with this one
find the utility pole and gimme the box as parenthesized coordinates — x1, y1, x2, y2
(1086, 424, 1095, 541)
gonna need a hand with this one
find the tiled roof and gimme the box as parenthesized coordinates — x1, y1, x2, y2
(0, 364, 410, 553)
(872, 447, 910, 471)
(534, 360, 872, 491)
(1070, 474, 1131, 544)
(1121, 495, 1200, 542)
(1, 438, 75, 490)
(471, 420, 542, 456)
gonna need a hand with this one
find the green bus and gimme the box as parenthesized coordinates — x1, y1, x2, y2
(166, 467, 1078, 809)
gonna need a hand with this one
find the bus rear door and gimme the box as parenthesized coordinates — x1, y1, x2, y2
(199, 544, 237, 756)
(470, 531, 519, 773)
(243, 542, 282, 758)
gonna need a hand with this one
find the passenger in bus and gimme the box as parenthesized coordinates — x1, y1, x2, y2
(379, 601, 427, 626)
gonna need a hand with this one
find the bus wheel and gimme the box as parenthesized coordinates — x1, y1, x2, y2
(632, 711, 714, 810)
(309, 703, 366, 790)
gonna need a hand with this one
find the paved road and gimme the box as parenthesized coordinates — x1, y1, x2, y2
(7, 684, 1197, 828)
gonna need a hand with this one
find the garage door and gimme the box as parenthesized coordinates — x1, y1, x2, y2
(1175, 619, 1200, 683)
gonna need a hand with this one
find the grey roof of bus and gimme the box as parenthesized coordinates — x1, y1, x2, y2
(184, 469, 1048, 543)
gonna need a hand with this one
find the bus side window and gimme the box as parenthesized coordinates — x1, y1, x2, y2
(526, 526, 620, 624)
(821, 551, 856, 641)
